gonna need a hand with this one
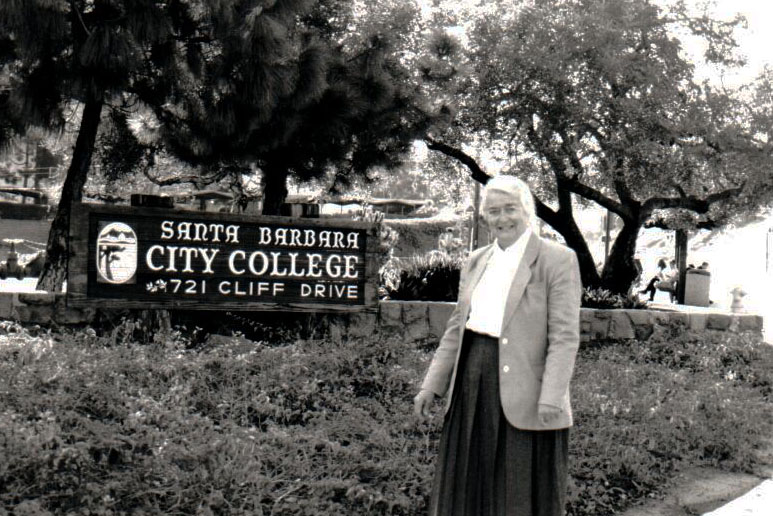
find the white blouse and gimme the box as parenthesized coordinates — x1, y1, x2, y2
(465, 229, 532, 338)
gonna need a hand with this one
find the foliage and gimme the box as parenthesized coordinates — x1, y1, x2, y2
(422, 0, 773, 294)
(1, 0, 446, 290)
(380, 251, 464, 302)
(0, 320, 438, 515)
(568, 325, 773, 515)
(383, 215, 468, 257)
(147, 0, 443, 215)
(1, 320, 771, 515)
(1, 0, 234, 290)
(582, 287, 649, 310)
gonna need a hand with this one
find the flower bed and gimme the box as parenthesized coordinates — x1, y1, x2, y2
(1, 319, 771, 515)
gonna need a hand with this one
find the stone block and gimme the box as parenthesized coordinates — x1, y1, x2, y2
(580, 320, 592, 339)
(427, 302, 455, 340)
(653, 311, 674, 325)
(589, 318, 610, 340)
(13, 304, 55, 325)
(378, 301, 402, 329)
(608, 312, 635, 339)
(54, 306, 96, 325)
(689, 313, 709, 331)
(0, 294, 13, 320)
(347, 312, 378, 340)
(634, 324, 655, 341)
(667, 312, 690, 327)
(16, 292, 56, 306)
(579, 309, 595, 323)
(402, 302, 429, 343)
(706, 314, 732, 331)
(626, 309, 653, 326)
(738, 314, 763, 332)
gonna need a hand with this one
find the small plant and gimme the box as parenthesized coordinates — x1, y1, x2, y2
(582, 287, 647, 309)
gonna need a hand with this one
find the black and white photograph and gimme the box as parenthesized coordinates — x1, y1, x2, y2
(1, 1, 772, 514)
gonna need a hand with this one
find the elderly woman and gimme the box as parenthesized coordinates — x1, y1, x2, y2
(414, 175, 582, 516)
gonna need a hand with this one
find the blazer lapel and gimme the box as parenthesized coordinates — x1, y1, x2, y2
(462, 244, 495, 302)
(501, 233, 541, 329)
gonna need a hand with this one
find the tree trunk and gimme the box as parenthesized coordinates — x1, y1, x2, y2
(556, 219, 600, 289)
(675, 229, 688, 304)
(37, 98, 104, 292)
(600, 220, 641, 294)
(261, 164, 289, 215)
(535, 203, 601, 289)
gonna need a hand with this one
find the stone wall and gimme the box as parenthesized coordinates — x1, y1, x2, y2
(0, 293, 764, 343)
(340, 301, 764, 344)
(0, 292, 96, 325)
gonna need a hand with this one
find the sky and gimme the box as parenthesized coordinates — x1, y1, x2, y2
(688, 0, 773, 85)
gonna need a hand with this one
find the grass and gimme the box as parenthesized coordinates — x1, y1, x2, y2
(1, 318, 771, 515)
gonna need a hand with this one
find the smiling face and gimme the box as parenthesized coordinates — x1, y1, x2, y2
(482, 189, 529, 249)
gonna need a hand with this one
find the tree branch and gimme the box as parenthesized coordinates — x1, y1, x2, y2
(71, 0, 92, 37)
(533, 195, 560, 224)
(645, 217, 719, 230)
(556, 128, 586, 180)
(424, 137, 492, 184)
(527, 121, 631, 218)
(643, 183, 745, 212)
(566, 177, 631, 217)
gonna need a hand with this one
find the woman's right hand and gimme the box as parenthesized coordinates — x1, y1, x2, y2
(413, 389, 436, 420)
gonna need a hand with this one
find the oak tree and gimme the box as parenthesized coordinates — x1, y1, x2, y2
(425, 0, 773, 292)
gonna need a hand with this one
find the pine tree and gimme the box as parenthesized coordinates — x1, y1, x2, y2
(1, 1, 440, 292)
(151, 0, 434, 215)
(0, 0, 336, 290)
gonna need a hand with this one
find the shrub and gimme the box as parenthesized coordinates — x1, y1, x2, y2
(383, 215, 467, 257)
(582, 286, 648, 309)
(380, 252, 463, 302)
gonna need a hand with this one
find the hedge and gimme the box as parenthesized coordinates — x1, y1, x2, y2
(383, 215, 467, 257)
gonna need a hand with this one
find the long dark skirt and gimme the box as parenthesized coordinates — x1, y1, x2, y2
(429, 331, 569, 516)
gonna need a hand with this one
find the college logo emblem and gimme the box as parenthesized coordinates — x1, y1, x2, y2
(96, 222, 138, 284)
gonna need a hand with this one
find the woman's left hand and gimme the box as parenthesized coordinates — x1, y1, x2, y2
(538, 403, 561, 425)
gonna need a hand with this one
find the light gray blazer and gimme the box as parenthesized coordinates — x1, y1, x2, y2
(421, 232, 582, 430)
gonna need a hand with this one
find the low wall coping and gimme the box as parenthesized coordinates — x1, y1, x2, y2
(0, 293, 764, 343)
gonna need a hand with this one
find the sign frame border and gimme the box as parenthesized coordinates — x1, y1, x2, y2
(67, 202, 381, 313)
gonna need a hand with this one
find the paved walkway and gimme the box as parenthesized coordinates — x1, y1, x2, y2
(703, 479, 773, 515)
(0, 278, 47, 293)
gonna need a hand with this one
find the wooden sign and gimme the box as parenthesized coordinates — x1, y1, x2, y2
(67, 203, 380, 312)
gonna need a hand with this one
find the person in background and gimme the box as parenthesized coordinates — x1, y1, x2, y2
(630, 256, 644, 296)
(414, 175, 582, 516)
(666, 260, 679, 303)
(640, 258, 668, 302)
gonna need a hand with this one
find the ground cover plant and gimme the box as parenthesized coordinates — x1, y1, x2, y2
(1, 318, 771, 515)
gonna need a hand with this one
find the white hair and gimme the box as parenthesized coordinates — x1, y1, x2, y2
(481, 175, 537, 229)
